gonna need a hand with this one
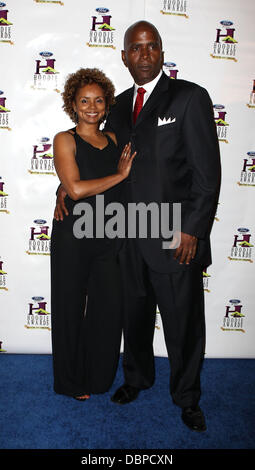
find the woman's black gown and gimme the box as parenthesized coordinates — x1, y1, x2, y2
(51, 128, 123, 396)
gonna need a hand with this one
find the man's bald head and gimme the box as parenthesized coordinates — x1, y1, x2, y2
(123, 20, 163, 51)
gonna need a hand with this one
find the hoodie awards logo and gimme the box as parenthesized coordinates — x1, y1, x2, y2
(203, 267, 211, 293)
(0, 2, 13, 45)
(26, 219, 51, 256)
(237, 151, 255, 187)
(160, 0, 188, 18)
(87, 7, 115, 49)
(25, 296, 51, 330)
(163, 62, 179, 79)
(0, 341, 7, 352)
(32, 51, 60, 92)
(221, 299, 245, 333)
(0, 177, 9, 213)
(247, 80, 255, 109)
(214, 202, 220, 222)
(0, 89, 11, 130)
(29, 137, 55, 176)
(211, 20, 238, 62)
(34, 0, 64, 5)
(228, 228, 253, 263)
(155, 306, 161, 331)
(213, 104, 229, 143)
(0, 259, 8, 291)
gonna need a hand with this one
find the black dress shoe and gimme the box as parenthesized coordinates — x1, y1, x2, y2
(111, 384, 140, 404)
(181, 406, 206, 432)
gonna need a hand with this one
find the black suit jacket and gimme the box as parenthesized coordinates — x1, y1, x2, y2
(104, 72, 221, 273)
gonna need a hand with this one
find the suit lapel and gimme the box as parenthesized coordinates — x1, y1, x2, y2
(119, 86, 134, 130)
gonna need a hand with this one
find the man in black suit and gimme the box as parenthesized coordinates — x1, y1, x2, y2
(104, 20, 220, 432)
(55, 21, 220, 432)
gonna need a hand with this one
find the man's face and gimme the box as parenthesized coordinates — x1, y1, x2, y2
(121, 26, 164, 85)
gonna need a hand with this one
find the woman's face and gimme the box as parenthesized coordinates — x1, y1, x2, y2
(73, 83, 106, 125)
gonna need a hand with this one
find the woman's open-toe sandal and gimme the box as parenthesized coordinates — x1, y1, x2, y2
(74, 394, 90, 401)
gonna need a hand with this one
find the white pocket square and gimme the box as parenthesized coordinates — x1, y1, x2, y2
(158, 116, 176, 126)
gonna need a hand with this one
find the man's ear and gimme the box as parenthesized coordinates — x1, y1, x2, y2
(121, 50, 128, 67)
(161, 50, 165, 68)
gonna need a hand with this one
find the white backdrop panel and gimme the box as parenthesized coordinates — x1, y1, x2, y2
(0, 0, 254, 357)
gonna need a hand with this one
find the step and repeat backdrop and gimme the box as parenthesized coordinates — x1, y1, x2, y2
(0, 0, 254, 357)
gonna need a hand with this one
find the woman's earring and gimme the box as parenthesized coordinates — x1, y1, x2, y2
(74, 111, 78, 123)
(102, 110, 109, 123)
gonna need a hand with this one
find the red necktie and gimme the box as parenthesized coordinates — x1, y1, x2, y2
(133, 87, 146, 123)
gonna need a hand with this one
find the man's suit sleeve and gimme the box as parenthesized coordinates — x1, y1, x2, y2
(181, 86, 221, 239)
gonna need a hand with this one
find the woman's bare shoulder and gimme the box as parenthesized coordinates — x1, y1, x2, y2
(54, 129, 75, 145)
(54, 128, 75, 138)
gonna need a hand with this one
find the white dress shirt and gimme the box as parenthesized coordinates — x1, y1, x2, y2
(132, 70, 163, 110)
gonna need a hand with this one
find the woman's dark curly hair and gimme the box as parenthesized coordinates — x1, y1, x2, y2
(62, 68, 115, 123)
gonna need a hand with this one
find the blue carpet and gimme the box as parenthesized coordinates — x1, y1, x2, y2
(0, 354, 254, 451)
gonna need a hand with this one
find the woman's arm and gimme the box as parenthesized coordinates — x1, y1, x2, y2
(53, 132, 135, 201)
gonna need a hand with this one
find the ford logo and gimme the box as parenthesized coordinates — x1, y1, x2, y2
(237, 228, 249, 233)
(0, 3, 6, 7)
(32, 296, 44, 301)
(0, 90, 4, 95)
(220, 20, 233, 26)
(40, 137, 50, 142)
(34, 219, 47, 225)
(96, 8, 109, 13)
(247, 151, 255, 156)
(229, 299, 241, 304)
(164, 62, 176, 68)
(39, 51, 53, 58)
(213, 104, 225, 109)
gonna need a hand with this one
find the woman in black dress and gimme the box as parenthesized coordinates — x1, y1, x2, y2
(51, 68, 135, 400)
